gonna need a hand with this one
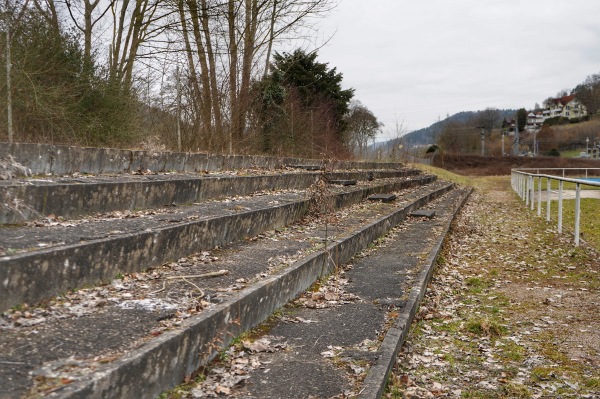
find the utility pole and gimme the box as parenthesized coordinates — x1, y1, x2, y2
(502, 131, 505, 156)
(586, 137, 589, 157)
(476, 126, 485, 156)
(513, 119, 520, 156)
(533, 129, 537, 156)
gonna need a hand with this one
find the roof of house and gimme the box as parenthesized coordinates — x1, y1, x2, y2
(551, 95, 575, 106)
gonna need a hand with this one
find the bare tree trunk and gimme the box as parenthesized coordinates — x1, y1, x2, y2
(263, 0, 277, 78)
(186, 0, 215, 146)
(83, 0, 98, 73)
(177, 0, 200, 102)
(5, 5, 13, 142)
(109, 0, 130, 82)
(176, 65, 182, 151)
(233, 0, 260, 149)
(227, 0, 238, 154)
(66, 0, 114, 75)
(199, 0, 223, 151)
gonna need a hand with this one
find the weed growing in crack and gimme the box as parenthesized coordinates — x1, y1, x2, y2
(465, 317, 506, 338)
(306, 156, 340, 279)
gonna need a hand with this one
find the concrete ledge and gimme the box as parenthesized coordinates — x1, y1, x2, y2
(45, 183, 456, 399)
(0, 176, 436, 311)
(1, 142, 405, 176)
(0, 170, 420, 224)
(357, 188, 472, 399)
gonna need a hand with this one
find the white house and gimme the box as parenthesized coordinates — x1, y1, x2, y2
(525, 112, 545, 132)
(524, 95, 588, 131)
(548, 95, 587, 119)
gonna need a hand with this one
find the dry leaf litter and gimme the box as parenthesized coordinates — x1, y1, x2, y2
(387, 182, 600, 399)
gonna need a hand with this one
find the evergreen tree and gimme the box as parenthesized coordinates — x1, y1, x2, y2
(256, 50, 354, 156)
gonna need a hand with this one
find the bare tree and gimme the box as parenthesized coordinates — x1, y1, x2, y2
(385, 114, 405, 160)
(65, 0, 116, 72)
(345, 101, 381, 158)
(108, 0, 164, 91)
(174, 0, 335, 153)
(477, 107, 500, 134)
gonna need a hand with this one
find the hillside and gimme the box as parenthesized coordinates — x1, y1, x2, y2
(375, 109, 517, 151)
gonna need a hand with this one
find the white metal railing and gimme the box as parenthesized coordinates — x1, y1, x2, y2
(511, 168, 600, 246)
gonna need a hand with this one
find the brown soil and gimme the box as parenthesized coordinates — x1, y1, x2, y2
(433, 154, 600, 176)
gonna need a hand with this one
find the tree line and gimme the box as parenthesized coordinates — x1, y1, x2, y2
(0, 0, 381, 158)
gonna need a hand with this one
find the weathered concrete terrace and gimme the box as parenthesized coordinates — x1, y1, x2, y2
(0, 143, 472, 398)
(0, 169, 418, 224)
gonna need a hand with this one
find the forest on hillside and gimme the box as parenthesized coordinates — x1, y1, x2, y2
(0, 0, 382, 158)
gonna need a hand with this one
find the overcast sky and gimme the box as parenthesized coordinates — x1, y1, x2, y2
(309, 0, 600, 140)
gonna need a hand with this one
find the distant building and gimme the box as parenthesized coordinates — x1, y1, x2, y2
(525, 112, 545, 132)
(502, 118, 516, 136)
(524, 95, 588, 132)
(547, 95, 587, 119)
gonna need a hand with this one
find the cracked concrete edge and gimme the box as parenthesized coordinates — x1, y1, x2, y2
(0, 175, 437, 312)
(1, 142, 405, 175)
(357, 187, 473, 399)
(44, 183, 456, 399)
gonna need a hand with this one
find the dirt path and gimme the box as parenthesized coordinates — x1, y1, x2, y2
(386, 176, 600, 398)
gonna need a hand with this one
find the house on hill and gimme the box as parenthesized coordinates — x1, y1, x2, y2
(524, 95, 588, 132)
(547, 94, 587, 119)
(526, 112, 545, 132)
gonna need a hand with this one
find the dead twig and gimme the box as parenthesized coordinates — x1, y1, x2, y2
(148, 270, 227, 296)
(165, 270, 229, 280)
(149, 280, 167, 295)
(181, 277, 205, 299)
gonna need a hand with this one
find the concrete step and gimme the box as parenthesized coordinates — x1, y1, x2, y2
(234, 188, 471, 399)
(0, 175, 436, 312)
(0, 180, 456, 399)
(0, 169, 420, 224)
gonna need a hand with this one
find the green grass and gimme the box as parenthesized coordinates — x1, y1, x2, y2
(560, 149, 584, 158)
(543, 179, 600, 190)
(465, 317, 506, 338)
(465, 276, 492, 294)
(498, 340, 527, 362)
(414, 164, 473, 187)
(530, 366, 557, 382)
(536, 197, 600, 250)
(584, 377, 600, 388)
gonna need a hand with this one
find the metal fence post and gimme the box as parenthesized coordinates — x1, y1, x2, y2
(537, 176, 542, 216)
(530, 176, 535, 211)
(558, 180, 563, 234)
(520, 174, 524, 200)
(525, 175, 530, 205)
(575, 183, 581, 246)
(546, 177, 551, 221)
